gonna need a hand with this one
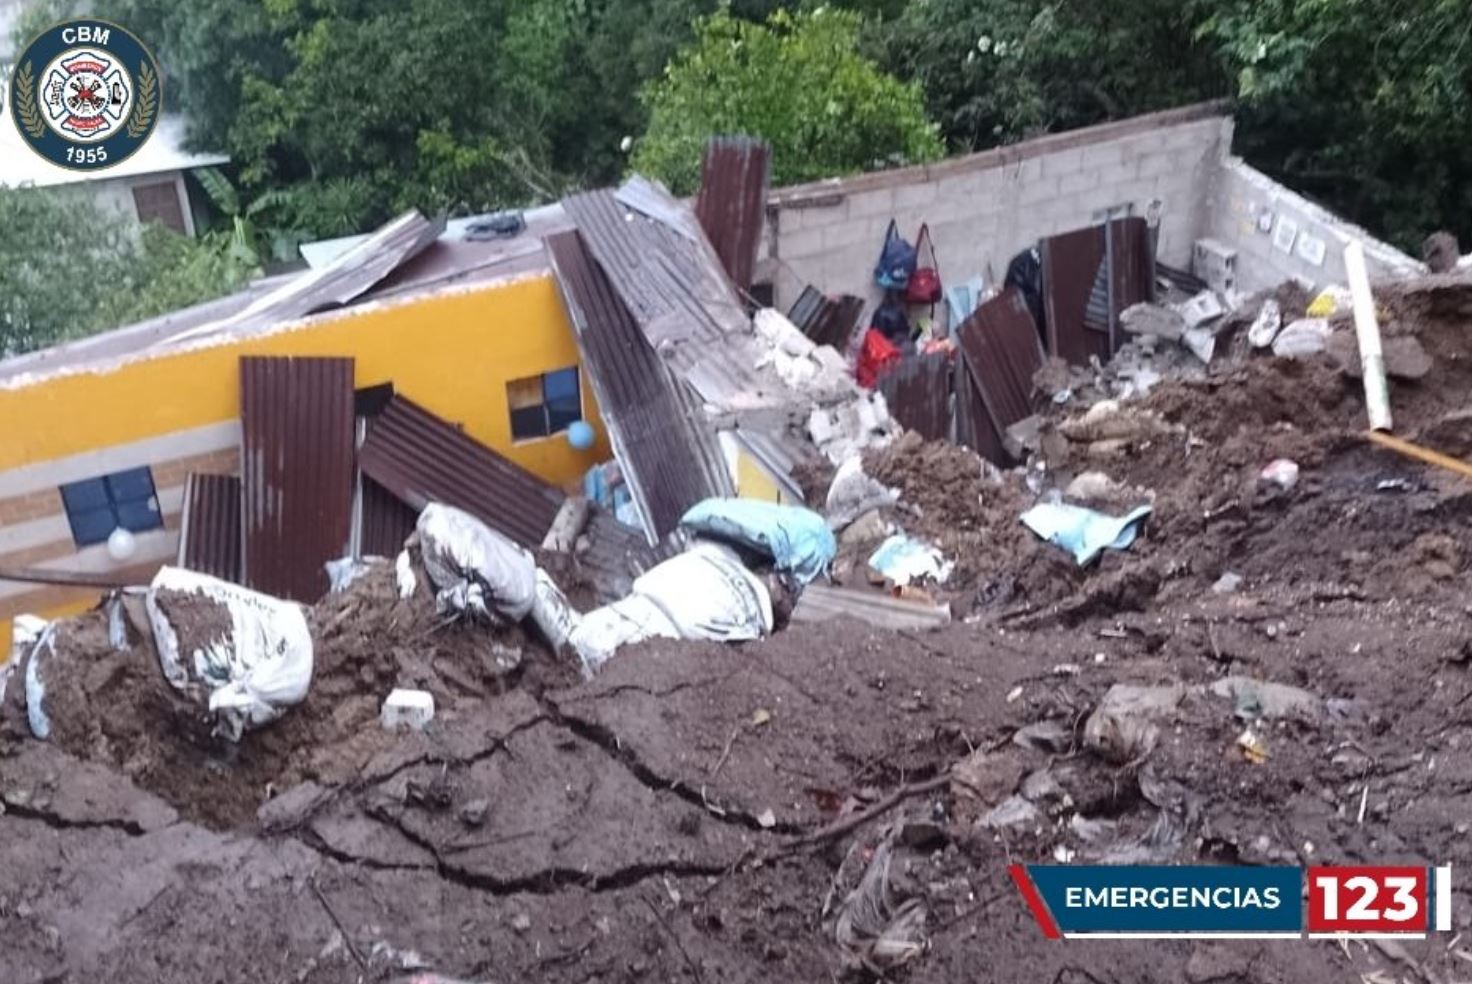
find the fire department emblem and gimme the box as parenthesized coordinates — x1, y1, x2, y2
(9, 21, 161, 171)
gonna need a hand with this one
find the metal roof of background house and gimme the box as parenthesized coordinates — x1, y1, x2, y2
(0, 114, 229, 189)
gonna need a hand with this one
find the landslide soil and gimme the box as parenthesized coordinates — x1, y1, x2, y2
(3, 279, 1472, 983)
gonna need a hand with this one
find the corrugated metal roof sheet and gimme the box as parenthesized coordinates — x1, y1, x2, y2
(1041, 219, 1153, 364)
(695, 137, 771, 293)
(561, 181, 794, 413)
(787, 286, 864, 351)
(953, 349, 1005, 464)
(957, 288, 1044, 432)
(240, 356, 357, 602)
(792, 584, 951, 630)
(877, 352, 953, 441)
(157, 211, 445, 352)
(578, 510, 679, 603)
(358, 395, 564, 548)
(361, 476, 419, 557)
(177, 473, 242, 582)
(545, 229, 732, 543)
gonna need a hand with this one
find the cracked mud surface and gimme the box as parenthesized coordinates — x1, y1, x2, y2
(6, 282, 1472, 982)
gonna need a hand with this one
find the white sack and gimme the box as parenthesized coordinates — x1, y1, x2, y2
(417, 503, 536, 621)
(146, 566, 314, 739)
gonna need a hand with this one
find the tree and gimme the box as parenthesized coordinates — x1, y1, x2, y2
(1194, 0, 1472, 250)
(873, 0, 1225, 150)
(0, 188, 256, 357)
(632, 7, 945, 194)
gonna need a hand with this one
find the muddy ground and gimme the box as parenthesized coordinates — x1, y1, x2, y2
(3, 278, 1472, 983)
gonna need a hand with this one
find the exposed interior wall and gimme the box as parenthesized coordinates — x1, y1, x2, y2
(764, 104, 1234, 316)
(1205, 158, 1425, 294)
(0, 273, 611, 642)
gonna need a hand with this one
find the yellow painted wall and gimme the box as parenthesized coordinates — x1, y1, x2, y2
(0, 272, 610, 487)
(733, 448, 798, 505)
(0, 273, 613, 661)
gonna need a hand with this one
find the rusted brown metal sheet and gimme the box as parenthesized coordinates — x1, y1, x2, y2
(1041, 226, 1111, 365)
(1041, 218, 1153, 364)
(361, 477, 418, 557)
(545, 229, 732, 543)
(358, 395, 564, 548)
(952, 345, 1006, 465)
(955, 288, 1043, 466)
(240, 356, 356, 602)
(877, 352, 952, 441)
(695, 137, 771, 294)
(177, 472, 241, 582)
(787, 286, 864, 351)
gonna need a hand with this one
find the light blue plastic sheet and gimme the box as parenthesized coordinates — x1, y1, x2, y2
(680, 498, 837, 584)
(1019, 503, 1153, 566)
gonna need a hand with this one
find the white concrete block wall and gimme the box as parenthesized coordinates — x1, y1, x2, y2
(1205, 158, 1424, 294)
(766, 107, 1236, 313)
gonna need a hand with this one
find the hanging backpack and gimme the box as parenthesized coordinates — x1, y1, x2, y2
(905, 223, 942, 305)
(873, 219, 917, 290)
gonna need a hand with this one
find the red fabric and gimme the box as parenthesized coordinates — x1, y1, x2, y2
(905, 266, 942, 304)
(856, 329, 902, 389)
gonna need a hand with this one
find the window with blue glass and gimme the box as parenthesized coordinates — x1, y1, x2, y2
(507, 367, 582, 440)
(59, 467, 163, 547)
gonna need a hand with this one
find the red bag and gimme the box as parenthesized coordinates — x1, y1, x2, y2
(856, 328, 902, 389)
(904, 223, 942, 305)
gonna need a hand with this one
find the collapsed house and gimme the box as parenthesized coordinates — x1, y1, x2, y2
(0, 102, 1424, 658)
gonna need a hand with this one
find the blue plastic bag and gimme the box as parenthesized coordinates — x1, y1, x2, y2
(680, 498, 837, 584)
(1019, 502, 1152, 566)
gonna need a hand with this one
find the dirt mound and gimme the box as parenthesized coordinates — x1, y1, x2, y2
(6, 560, 571, 829)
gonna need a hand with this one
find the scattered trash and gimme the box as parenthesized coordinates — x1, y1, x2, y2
(1210, 676, 1323, 722)
(1013, 719, 1073, 753)
(325, 557, 373, 593)
(23, 624, 56, 740)
(417, 503, 536, 623)
(984, 795, 1038, 829)
(1083, 684, 1188, 764)
(825, 456, 899, 530)
(1376, 477, 1413, 493)
(756, 808, 777, 829)
(395, 550, 418, 599)
(1271, 318, 1331, 358)
(381, 688, 436, 731)
(680, 497, 837, 584)
(832, 832, 928, 972)
(1306, 285, 1351, 318)
(1019, 502, 1153, 565)
(146, 567, 314, 740)
(1212, 572, 1243, 594)
(868, 534, 953, 586)
(1260, 459, 1300, 490)
(752, 708, 772, 726)
(1237, 728, 1269, 764)
(1247, 298, 1283, 348)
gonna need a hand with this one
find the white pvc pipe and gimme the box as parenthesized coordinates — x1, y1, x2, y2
(1344, 240, 1393, 432)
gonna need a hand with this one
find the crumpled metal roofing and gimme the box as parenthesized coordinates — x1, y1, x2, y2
(561, 180, 797, 413)
(695, 137, 771, 293)
(545, 229, 732, 543)
(358, 395, 565, 549)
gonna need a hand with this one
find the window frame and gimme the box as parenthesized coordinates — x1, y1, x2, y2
(506, 367, 583, 442)
(58, 466, 164, 548)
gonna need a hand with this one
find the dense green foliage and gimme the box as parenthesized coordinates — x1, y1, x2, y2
(6, 0, 1472, 356)
(0, 189, 256, 357)
(633, 8, 943, 194)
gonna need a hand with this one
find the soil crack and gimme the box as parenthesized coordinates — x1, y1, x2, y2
(3, 801, 155, 837)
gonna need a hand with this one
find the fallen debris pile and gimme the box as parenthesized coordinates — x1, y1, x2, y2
(6, 272, 1472, 983)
